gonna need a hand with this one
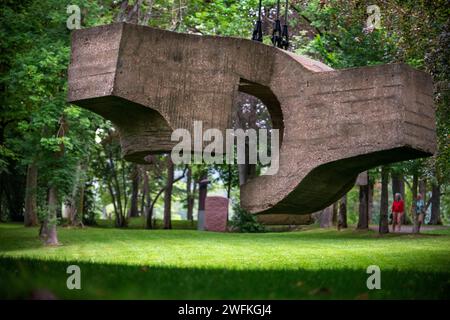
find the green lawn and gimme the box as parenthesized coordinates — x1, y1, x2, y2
(0, 223, 449, 299)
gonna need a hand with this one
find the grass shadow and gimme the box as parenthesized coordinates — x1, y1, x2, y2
(0, 257, 449, 300)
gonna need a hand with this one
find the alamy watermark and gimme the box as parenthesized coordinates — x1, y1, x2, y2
(66, 265, 81, 290)
(171, 121, 280, 176)
(365, 5, 381, 32)
(66, 5, 81, 30)
(366, 265, 381, 290)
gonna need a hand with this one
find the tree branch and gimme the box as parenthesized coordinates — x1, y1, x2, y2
(149, 166, 187, 213)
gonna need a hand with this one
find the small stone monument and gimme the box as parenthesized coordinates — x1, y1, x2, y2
(204, 197, 229, 232)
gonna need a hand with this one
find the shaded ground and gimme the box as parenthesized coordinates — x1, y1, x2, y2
(0, 223, 449, 299)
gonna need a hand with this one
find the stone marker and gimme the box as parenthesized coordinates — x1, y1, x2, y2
(355, 171, 368, 186)
(204, 197, 229, 232)
(68, 23, 437, 215)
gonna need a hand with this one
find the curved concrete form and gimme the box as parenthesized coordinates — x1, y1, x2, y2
(68, 23, 436, 215)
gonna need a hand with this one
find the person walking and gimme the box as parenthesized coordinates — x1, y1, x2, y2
(414, 193, 426, 233)
(391, 193, 404, 232)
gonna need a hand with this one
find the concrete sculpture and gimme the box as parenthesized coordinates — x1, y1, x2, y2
(68, 23, 436, 215)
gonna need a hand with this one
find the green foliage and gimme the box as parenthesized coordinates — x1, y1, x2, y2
(0, 0, 448, 225)
(229, 203, 265, 233)
(0, 0, 114, 222)
(183, 0, 256, 36)
(293, 0, 398, 68)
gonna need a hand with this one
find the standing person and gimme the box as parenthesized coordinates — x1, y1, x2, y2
(414, 194, 426, 233)
(391, 193, 404, 232)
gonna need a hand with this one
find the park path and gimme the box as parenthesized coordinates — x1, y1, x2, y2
(369, 225, 447, 234)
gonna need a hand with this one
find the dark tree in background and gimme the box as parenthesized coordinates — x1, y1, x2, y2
(128, 164, 140, 218)
(163, 157, 174, 229)
(337, 194, 347, 230)
(357, 185, 369, 230)
(186, 166, 195, 222)
(379, 166, 389, 234)
(24, 162, 38, 226)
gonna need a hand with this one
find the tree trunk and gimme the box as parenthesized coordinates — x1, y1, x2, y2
(238, 140, 256, 185)
(430, 183, 441, 225)
(227, 164, 232, 199)
(419, 179, 427, 200)
(163, 157, 174, 229)
(412, 174, 419, 233)
(357, 184, 369, 230)
(379, 166, 390, 234)
(141, 169, 153, 229)
(45, 186, 59, 246)
(197, 172, 208, 230)
(338, 194, 347, 230)
(67, 163, 82, 226)
(186, 166, 194, 221)
(128, 165, 140, 218)
(332, 201, 338, 226)
(106, 144, 126, 228)
(391, 172, 402, 199)
(77, 182, 85, 226)
(320, 205, 333, 228)
(24, 162, 38, 227)
(368, 180, 374, 223)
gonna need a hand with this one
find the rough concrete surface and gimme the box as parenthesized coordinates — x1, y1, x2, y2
(68, 23, 436, 215)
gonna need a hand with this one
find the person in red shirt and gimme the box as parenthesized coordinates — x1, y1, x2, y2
(391, 193, 404, 232)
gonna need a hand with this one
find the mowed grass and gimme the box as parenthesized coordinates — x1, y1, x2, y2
(0, 223, 449, 299)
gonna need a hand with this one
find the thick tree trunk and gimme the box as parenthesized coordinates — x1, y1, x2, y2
(128, 165, 140, 218)
(320, 205, 334, 228)
(419, 179, 427, 200)
(357, 184, 369, 230)
(45, 186, 59, 246)
(186, 166, 194, 221)
(368, 180, 374, 223)
(141, 170, 153, 229)
(24, 162, 38, 227)
(391, 172, 402, 198)
(140, 168, 145, 216)
(337, 194, 347, 230)
(67, 163, 81, 226)
(163, 157, 174, 229)
(197, 172, 208, 229)
(332, 201, 338, 226)
(430, 183, 441, 225)
(379, 166, 390, 234)
(145, 177, 154, 229)
(238, 141, 257, 185)
(77, 182, 85, 226)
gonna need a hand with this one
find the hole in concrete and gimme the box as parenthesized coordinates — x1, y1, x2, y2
(234, 79, 284, 179)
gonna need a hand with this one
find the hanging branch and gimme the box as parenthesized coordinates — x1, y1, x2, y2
(148, 165, 188, 217)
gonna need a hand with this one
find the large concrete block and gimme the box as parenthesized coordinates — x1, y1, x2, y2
(68, 23, 436, 215)
(256, 214, 313, 225)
